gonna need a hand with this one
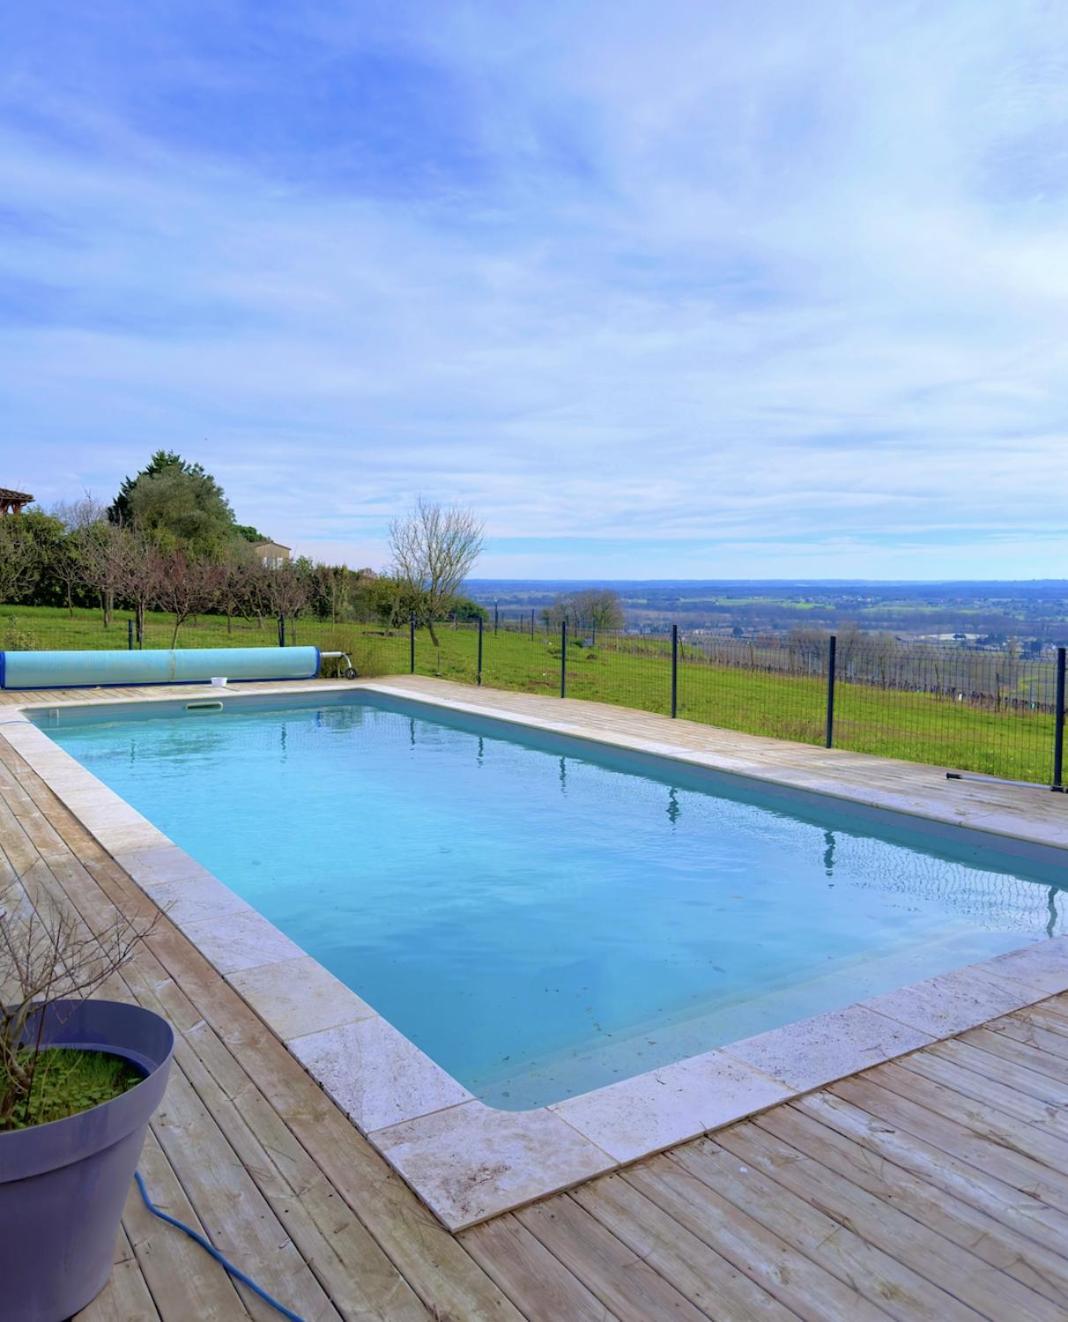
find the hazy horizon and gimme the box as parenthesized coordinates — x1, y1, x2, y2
(464, 576, 1068, 586)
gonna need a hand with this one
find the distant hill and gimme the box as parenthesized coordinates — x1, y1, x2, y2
(464, 580, 1068, 642)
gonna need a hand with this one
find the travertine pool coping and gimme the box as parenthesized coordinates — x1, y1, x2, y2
(2, 677, 1067, 1230)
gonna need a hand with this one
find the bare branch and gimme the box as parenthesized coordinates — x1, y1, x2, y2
(0, 874, 160, 1129)
(388, 499, 483, 646)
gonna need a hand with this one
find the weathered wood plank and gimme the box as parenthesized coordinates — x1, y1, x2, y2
(898, 1047, 1068, 1138)
(128, 1128, 252, 1319)
(870, 1059, 1068, 1176)
(462, 1213, 615, 1322)
(830, 1075, 1068, 1216)
(78, 1228, 163, 1322)
(928, 1037, 1068, 1107)
(762, 1100, 1068, 1312)
(572, 1173, 796, 1322)
(518, 1196, 709, 1322)
(158, 996, 430, 1321)
(621, 1158, 889, 1322)
(985, 1015, 1068, 1069)
(671, 1137, 977, 1322)
(1020, 999, 1068, 1031)
(140, 1065, 342, 1320)
(715, 1121, 1039, 1322)
(1009, 1001, 1068, 1041)
(960, 1025, 1068, 1086)
(795, 1087, 1068, 1264)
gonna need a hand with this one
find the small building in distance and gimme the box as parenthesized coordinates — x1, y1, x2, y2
(0, 487, 33, 515)
(252, 540, 291, 569)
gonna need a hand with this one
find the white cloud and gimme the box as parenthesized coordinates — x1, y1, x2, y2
(1, 1, 1067, 577)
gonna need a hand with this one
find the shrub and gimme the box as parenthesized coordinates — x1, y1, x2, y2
(1, 615, 40, 651)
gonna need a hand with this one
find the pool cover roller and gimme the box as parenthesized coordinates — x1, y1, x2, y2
(0, 646, 320, 689)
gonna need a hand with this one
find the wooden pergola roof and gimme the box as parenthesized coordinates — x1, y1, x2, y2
(0, 487, 33, 513)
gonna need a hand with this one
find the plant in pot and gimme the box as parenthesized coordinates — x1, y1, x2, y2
(0, 875, 173, 1321)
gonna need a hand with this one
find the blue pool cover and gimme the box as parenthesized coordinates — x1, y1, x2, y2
(0, 646, 320, 689)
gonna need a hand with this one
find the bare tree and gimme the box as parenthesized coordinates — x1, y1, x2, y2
(389, 499, 484, 646)
(258, 560, 311, 630)
(786, 628, 827, 672)
(215, 543, 261, 634)
(153, 551, 222, 646)
(116, 532, 166, 646)
(47, 497, 109, 616)
(49, 494, 107, 534)
(0, 518, 40, 606)
(576, 589, 624, 632)
(543, 589, 624, 634)
(50, 533, 87, 618)
(79, 522, 136, 628)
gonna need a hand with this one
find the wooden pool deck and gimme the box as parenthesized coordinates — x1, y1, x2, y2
(2, 678, 1068, 1319)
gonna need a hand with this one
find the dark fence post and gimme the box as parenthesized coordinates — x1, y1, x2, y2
(825, 633, 837, 748)
(127, 619, 134, 651)
(278, 614, 286, 647)
(671, 624, 679, 718)
(477, 615, 484, 686)
(409, 616, 416, 674)
(494, 602, 499, 635)
(1054, 646, 1066, 790)
(530, 609, 535, 640)
(560, 620, 568, 698)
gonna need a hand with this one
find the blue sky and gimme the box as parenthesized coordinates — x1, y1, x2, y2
(2, 1, 1067, 579)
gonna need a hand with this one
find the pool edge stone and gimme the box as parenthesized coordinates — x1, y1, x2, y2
(719, 1003, 937, 1094)
(547, 1048, 793, 1164)
(859, 962, 1055, 1040)
(287, 1016, 475, 1134)
(369, 1099, 617, 1231)
(228, 955, 379, 1042)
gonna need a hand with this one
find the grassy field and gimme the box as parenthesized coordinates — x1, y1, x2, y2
(1, 604, 1057, 784)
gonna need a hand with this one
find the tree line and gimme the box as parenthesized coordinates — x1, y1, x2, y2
(0, 452, 488, 646)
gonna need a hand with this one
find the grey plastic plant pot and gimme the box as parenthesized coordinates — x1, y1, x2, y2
(0, 999, 174, 1322)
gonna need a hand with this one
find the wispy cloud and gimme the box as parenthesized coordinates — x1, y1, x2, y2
(2, 1, 1067, 577)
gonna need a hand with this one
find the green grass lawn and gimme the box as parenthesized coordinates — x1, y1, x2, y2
(1, 604, 1057, 784)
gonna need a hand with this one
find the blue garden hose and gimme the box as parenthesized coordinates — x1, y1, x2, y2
(134, 1170, 305, 1321)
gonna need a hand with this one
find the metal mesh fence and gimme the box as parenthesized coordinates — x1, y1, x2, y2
(560, 629, 673, 715)
(678, 633, 827, 743)
(2, 604, 1064, 785)
(832, 637, 1055, 782)
(482, 617, 561, 694)
(410, 620, 478, 685)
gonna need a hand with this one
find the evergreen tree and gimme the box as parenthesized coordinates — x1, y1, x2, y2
(107, 450, 237, 557)
(108, 450, 186, 525)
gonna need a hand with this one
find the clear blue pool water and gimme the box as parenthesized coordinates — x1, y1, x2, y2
(41, 693, 1067, 1108)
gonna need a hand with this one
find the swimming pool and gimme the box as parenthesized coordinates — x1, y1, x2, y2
(38, 689, 1066, 1110)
